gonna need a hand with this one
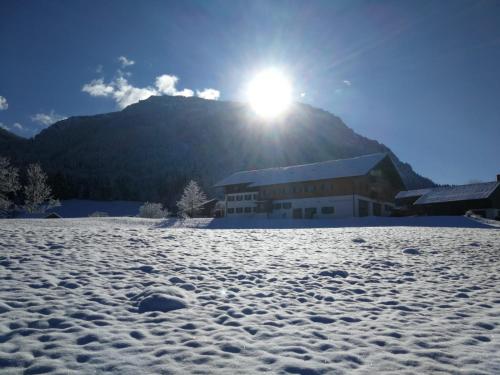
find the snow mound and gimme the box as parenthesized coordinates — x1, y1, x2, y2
(402, 247, 420, 255)
(318, 270, 349, 278)
(134, 287, 188, 313)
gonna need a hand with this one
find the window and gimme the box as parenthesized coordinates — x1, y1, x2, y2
(305, 186, 310, 193)
(384, 204, 392, 212)
(236, 207, 243, 213)
(253, 207, 257, 212)
(245, 194, 251, 200)
(253, 194, 257, 200)
(321, 206, 335, 214)
(292, 186, 297, 193)
(236, 195, 243, 201)
(273, 203, 282, 210)
(373, 202, 381, 216)
(228, 196, 235, 201)
(227, 208, 234, 214)
(244, 207, 251, 213)
(311, 185, 316, 192)
(330, 183, 334, 190)
(321, 184, 325, 191)
(282, 202, 292, 209)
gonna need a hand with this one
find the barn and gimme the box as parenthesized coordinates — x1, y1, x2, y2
(396, 177, 500, 218)
(214, 153, 406, 219)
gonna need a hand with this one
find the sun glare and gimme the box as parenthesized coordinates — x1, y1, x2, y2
(246, 68, 292, 118)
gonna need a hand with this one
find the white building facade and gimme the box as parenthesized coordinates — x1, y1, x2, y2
(215, 153, 405, 219)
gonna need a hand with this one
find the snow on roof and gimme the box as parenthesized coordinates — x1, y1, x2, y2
(414, 181, 500, 205)
(214, 153, 388, 188)
(395, 188, 434, 200)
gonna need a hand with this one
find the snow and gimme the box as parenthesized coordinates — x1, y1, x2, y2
(214, 153, 388, 187)
(1, 217, 499, 374)
(395, 188, 434, 200)
(414, 181, 499, 205)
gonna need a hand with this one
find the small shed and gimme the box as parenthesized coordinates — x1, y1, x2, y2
(195, 199, 219, 217)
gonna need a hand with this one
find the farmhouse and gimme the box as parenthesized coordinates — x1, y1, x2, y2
(214, 153, 406, 218)
(396, 177, 500, 218)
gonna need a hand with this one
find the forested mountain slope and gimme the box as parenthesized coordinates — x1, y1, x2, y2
(1, 96, 434, 207)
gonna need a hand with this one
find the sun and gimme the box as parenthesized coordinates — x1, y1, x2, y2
(246, 68, 292, 118)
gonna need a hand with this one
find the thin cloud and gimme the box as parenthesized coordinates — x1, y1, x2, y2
(197, 88, 220, 100)
(31, 111, 67, 127)
(118, 56, 135, 68)
(0, 96, 8, 110)
(343, 80, 352, 86)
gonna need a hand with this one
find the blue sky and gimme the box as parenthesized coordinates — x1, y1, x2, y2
(0, 0, 499, 185)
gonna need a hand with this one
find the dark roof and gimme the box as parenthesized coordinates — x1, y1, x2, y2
(215, 153, 391, 188)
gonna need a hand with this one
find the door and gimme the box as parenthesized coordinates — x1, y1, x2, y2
(304, 207, 317, 219)
(293, 208, 303, 219)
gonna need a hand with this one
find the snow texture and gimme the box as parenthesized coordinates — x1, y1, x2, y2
(0, 217, 499, 374)
(414, 181, 500, 205)
(214, 153, 387, 187)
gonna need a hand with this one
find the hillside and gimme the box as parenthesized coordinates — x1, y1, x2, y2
(1, 96, 434, 207)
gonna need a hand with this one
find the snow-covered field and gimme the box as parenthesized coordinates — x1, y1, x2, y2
(1, 218, 499, 374)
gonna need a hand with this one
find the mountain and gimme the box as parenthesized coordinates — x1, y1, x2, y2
(1, 96, 434, 207)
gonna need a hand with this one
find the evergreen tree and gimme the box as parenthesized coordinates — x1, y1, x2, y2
(176, 180, 207, 218)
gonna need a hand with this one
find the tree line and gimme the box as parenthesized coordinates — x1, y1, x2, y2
(0, 156, 59, 217)
(1, 155, 209, 219)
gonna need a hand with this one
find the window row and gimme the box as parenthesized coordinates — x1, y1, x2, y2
(272, 203, 335, 215)
(227, 207, 257, 214)
(272, 202, 292, 210)
(227, 194, 257, 201)
(262, 183, 334, 197)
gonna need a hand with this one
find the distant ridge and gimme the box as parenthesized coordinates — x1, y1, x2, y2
(0, 95, 434, 207)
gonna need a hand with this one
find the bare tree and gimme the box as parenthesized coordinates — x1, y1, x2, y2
(176, 180, 207, 218)
(23, 163, 59, 213)
(0, 156, 20, 215)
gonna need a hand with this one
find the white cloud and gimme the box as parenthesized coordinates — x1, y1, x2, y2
(96, 64, 103, 74)
(0, 96, 8, 110)
(118, 56, 135, 68)
(196, 88, 220, 100)
(82, 79, 114, 97)
(155, 75, 179, 95)
(300, 92, 306, 98)
(174, 88, 194, 97)
(82, 72, 220, 108)
(112, 77, 158, 109)
(343, 80, 352, 86)
(31, 111, 67, 127)
(13, 122, 23, 130)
